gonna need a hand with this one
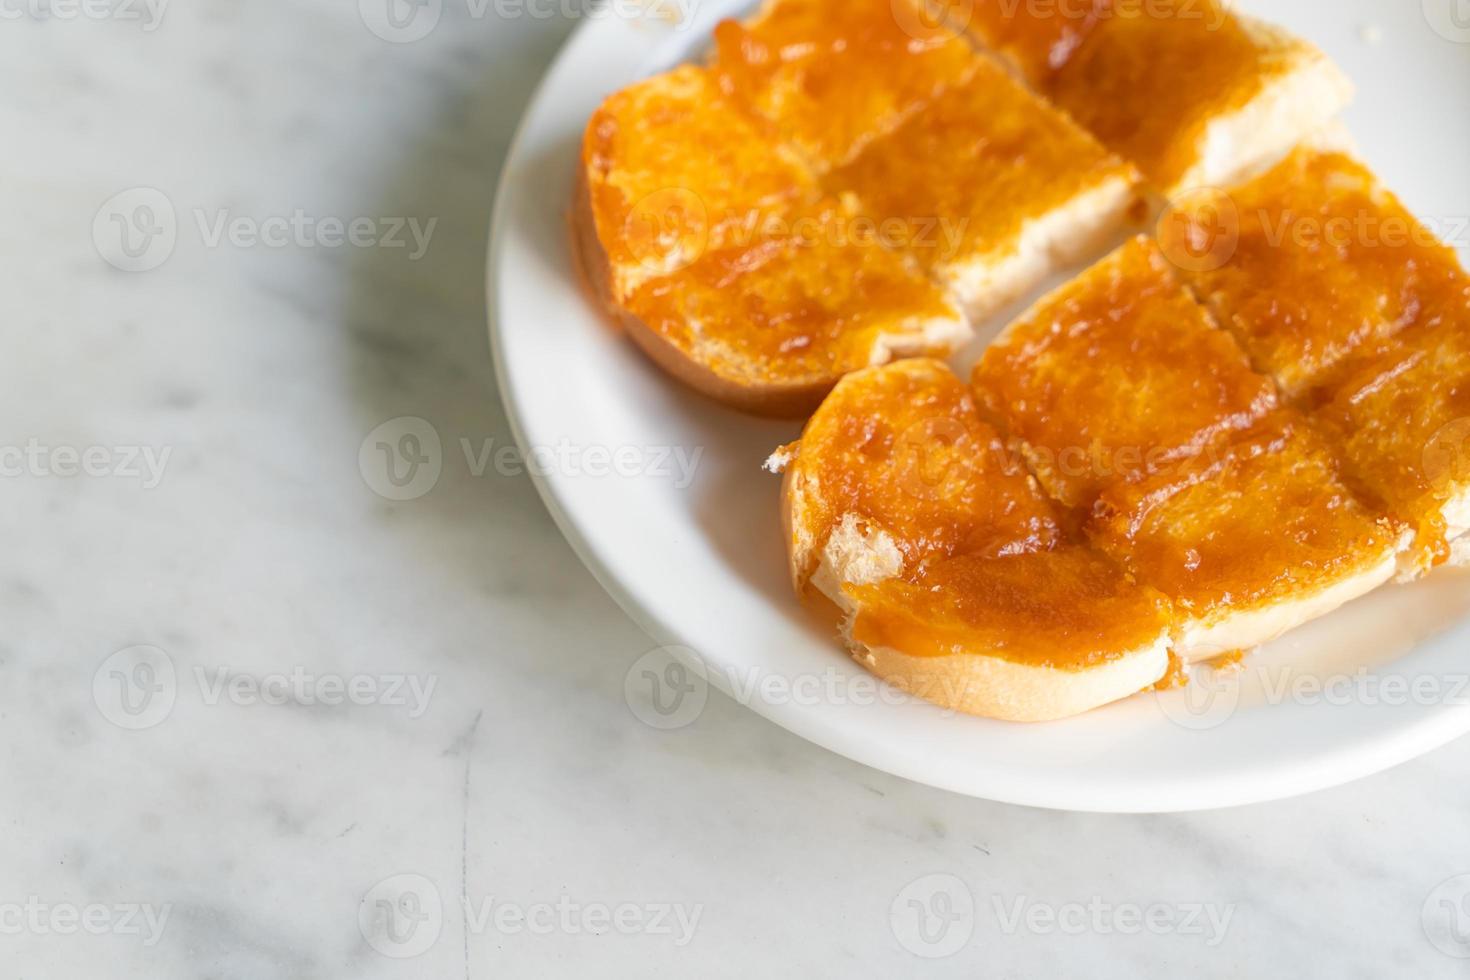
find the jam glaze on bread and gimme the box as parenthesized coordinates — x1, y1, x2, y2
(1161, 147, 1470, 575)
(778, 239, 1416, 720)
(780, 358, 1173, 722)
(576, 0, 1361, 416)
(576, 65, 968, 417)
(961, 0, 1354, 196)
(976, 237, 1400, 661)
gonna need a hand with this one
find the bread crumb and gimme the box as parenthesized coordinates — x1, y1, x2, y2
(764, 442, 799, 473)
(1358, 23, 1383, 46)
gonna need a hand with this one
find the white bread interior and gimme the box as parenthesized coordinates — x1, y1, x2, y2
(938, 172, 1139, 325)
(1433, 490, 1470, 573)
(1165, 15, 1355, 197)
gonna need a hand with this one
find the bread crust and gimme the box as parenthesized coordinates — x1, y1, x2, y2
(792, 506, 1171, 724)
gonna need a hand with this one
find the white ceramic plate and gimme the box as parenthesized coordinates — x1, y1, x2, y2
(488, 0, 1470, 812)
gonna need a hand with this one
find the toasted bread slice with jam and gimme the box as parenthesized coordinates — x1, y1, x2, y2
(1158, 146, 1470, 572)
(579, 65, 817, 304)
(614, 198, 968, 417)
(973, 238, 1400, 659)
(963, 0, 1353, 195)
(711, 0, 980, 172)
(826, 54, 1142, 324)
(1306, 302, 1470, 575)
(778, 358, 1173, 722)
(1159, 147, 1469, 396)
(576, 67, 969, 417)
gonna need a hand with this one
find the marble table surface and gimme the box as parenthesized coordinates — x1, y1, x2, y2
(5, 1, 1470, 976)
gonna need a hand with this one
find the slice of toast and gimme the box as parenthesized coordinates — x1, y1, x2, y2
(956, 0, 1112, 84)
(1158, 147, 1469, 396)
(826, 54, 1142, 324)
(973, 236, 1278, 509)
(1088, 415, 1401, 657)
(974, 238, 1400, 659)
(577, 67, 970, 417)
(579, 64, 817, 304)
(989, 0, 1354, 196)
(711, 0, 981, 172)
(778, 358, 1173, 722)
(1155, 145, 1470, 573)
(614, 198, 967, 417)
(1306, 300, 1470, 576)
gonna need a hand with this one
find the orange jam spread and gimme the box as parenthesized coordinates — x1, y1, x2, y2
(1161, 149, 1470, 395)
(1039, 0, 1273, 190)
(962, 0, 1113, 83)
(792, 359, 1169, 669)
(790, 359, 1061, 571)
(711, 0, 980, 171)
(1306, 297, 1470, 567)
(623, 201, 957, 389)
(582, 64, 817, 299)
(972, 237, 1277, 509)
(1087, 414, 1395, 623)
(827, 55, 1134, 278)
(848, 546, 1170, 669)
